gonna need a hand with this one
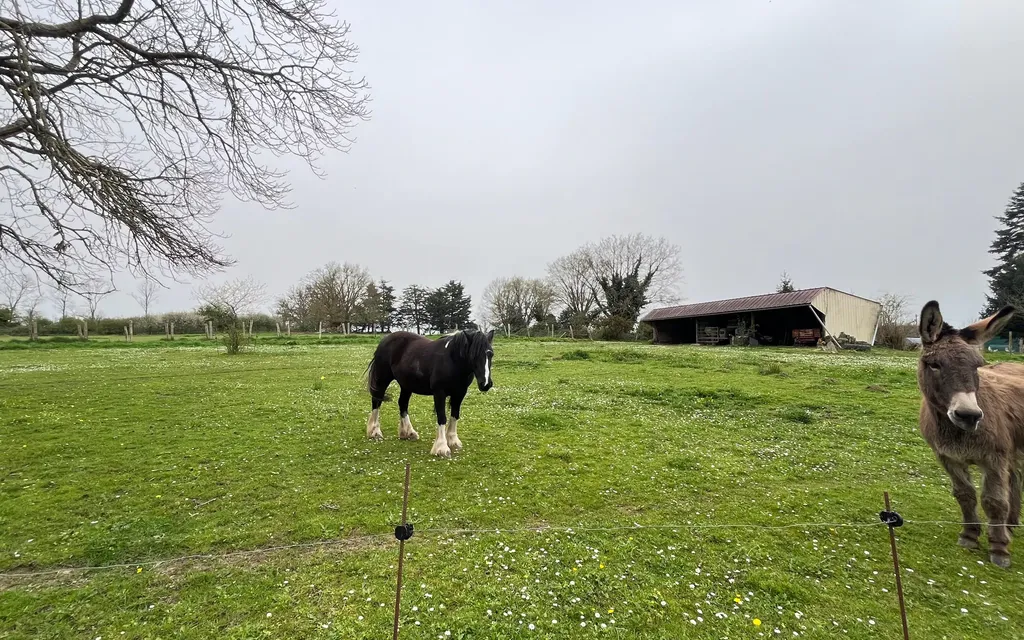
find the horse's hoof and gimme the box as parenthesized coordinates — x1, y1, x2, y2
(958, 535, 979, 550)
(400, 431, 419, 441)
(430, 442, 451, 458)
(990, 552, 1011, 569)
(448, 437, 463, 451)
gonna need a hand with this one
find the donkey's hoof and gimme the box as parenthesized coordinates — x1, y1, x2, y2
(990, 552, 1011, 569)
(958, 535, 980, 550)
(430, 441, 451, 458)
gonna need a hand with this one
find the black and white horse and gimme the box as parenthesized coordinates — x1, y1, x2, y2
(366, 329, 494, 457)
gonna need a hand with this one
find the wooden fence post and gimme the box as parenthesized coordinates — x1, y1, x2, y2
(170, 322, 175, 340)
(276, 321, 281, 337)
(287, 321, 291, 336)
(83, 320, 89, 340)
(30, 319, 38, 341)
(569, 325, 574, 340)
(318, 321, 323, 339)
(129, 319, 134, 342)
(124, 326, 129, 341)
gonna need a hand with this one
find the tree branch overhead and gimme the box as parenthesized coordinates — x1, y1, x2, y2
(0, 0, 370, 290)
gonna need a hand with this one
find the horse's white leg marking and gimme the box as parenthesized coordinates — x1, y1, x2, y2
(367, 408, 383, 441)
(430, 424, 451, 457)
(446, 417, 462, 451)
(399, 414, 419, 440)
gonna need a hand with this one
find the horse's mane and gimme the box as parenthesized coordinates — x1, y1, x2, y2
(446, 330, 489, 363)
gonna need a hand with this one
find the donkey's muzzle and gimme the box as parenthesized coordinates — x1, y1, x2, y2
(952, 407, 983, 431)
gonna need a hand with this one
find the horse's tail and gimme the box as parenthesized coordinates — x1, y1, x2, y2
(365, 357, 392, 402)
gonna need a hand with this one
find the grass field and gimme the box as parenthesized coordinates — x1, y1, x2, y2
(2, 336, 1023, 639)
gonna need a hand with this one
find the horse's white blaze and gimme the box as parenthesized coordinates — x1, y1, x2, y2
(484, 356, 490, 385)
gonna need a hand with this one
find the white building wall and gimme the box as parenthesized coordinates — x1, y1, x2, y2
(812, 289, 881, 344)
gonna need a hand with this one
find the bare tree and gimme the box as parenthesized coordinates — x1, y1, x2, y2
(79, 278, 114, 320)
(285, 262, 371, 333)
(876, 292, 913, 350)
(131, 279, 160, 316)
(547, 248, 596, 321)
(0, 0, 371, 291)
(482, 276, 555, 331)
(50, 284, 72, 318)
(196, 276, 267, 321)
(586, 233, 683, 321)
(196, 276, 267, 353)
(0, 269, 37, 318)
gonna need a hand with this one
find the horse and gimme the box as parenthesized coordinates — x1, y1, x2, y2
(365, 329, 494, 457)
(917, 301, 1023, 568)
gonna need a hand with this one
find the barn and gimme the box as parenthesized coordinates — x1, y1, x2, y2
(641, 287, 881, 347)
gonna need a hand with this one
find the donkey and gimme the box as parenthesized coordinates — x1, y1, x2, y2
(365, 329, 494, 457)
(918, 301, 1023, 568)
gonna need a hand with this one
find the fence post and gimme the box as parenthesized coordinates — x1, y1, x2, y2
(129, 319, 134, 342)
(124, 326, 129, 341)
(287, 321, 291, 336)
(276, 321, 281, 337)
(30, 319, 38, 341)
(569, 325, 574, 340)
(392, 463, 414, 640)
(318, 321, 323, 339)
(83, 320, 89, 340)
(170, 322, 175, 340)
(880, 492, 910, 640)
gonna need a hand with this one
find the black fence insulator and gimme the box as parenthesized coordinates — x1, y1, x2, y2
(880, 511, 904, 528)
(395, 523, 415, 541)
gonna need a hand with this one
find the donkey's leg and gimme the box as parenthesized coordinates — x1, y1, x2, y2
(429, 393, 451, 458)
(981, 463, 1012, 568)
(940, 456, 981, 549)
(1008, 468, 1022, 535)
(367, 396, 384, 441)
(398, 388, 419, 441)
(446, 389, 467, 451)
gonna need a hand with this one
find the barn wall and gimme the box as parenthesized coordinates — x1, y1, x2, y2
(812, 289, 881, 343)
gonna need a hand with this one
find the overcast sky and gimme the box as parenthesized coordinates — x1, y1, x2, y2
(96, 0, 1024, 327)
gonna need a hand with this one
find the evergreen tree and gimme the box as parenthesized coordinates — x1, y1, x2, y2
(776, 272, 795, 293)
(425, 287, 448, 333)
(423, 280, 472, 333)
(398, 285, 430, 334)
(356, 282, 383, 333)
(983, 182, 1024, 335)
(443, 280, 472, 330)
(379, 280, 397, 332)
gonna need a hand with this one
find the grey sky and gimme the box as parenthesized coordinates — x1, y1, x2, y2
(99, 0, 1024, 327)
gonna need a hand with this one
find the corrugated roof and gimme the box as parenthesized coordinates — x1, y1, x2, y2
(641, 288, 826, 322)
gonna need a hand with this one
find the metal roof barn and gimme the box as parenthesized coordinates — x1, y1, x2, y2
(641, 287, 882, 347)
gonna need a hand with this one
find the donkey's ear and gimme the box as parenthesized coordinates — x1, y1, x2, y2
(919, 301, 944, 344)
(960, 305, 1015, 345)
(486, 329, 495, 341)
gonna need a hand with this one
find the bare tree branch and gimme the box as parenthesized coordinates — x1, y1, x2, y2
(0, 0, 370, 291)
(130, 276, 158, 315)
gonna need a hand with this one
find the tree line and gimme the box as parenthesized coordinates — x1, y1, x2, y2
(274, 262, 472, 334)
(482, 233, 682, 339)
